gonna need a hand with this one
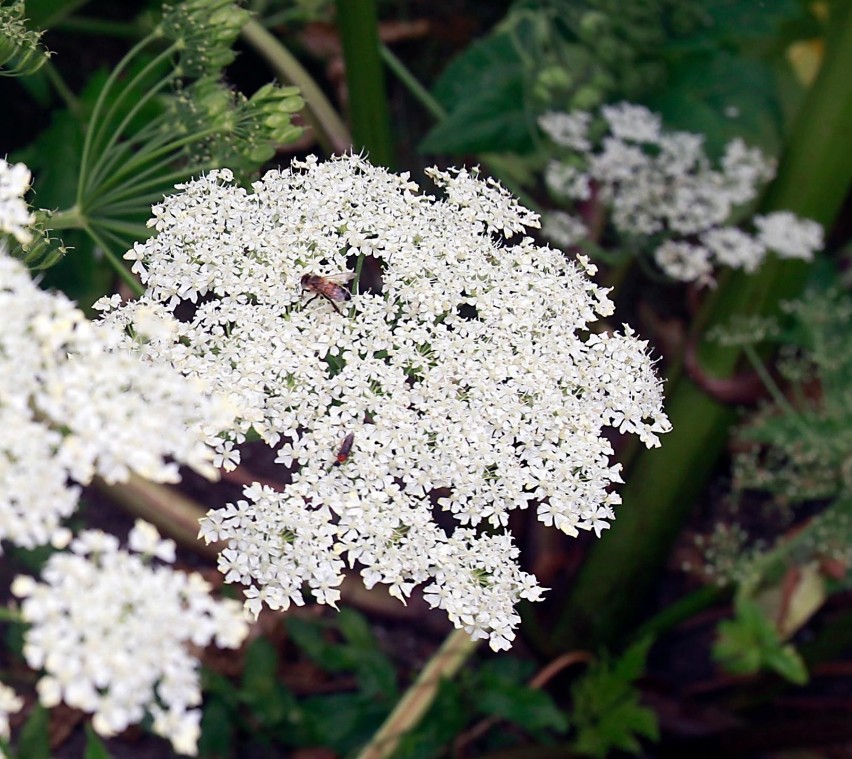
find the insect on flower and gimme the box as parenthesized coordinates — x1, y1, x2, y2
(301, 271, 355, 314)
(332, 431, 355, 467)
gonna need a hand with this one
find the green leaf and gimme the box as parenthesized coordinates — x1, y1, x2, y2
(239, 637, 295, 727)
(765, 644, 809, 685)
(297, 692, 387, 754)
(197, 695, 235, 758)
(714, 598, 810, 684)
(420, 33, 534, 155)
(669, 0, 805, 47)
(569, 640, 658, 758)
(286, 617, 355, 672)
(478, 685, 568, 734)
(394, 680, 468, 759)
(473, 656, 566, 734)
(646, 51, 784, 156)
(16, 704, 50, 759)
(84, 723, 112, 759)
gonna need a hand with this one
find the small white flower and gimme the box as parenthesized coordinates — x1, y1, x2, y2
(0, 158, 35, 244)
(601, 102, 662, 144)
(701, 227, 766, 273)
(542, 211, 588, 249)
(755, 211, 824, 261)
(539, 110, 593, 151)
(654, 240, 713, 284)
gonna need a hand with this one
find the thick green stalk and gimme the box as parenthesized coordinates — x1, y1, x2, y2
(547, 3, 852, 652)
(334, 0, 394, 167)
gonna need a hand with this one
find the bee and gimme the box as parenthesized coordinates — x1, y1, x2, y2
(331, 431, 355, 467)
(301, 272, 355, 314)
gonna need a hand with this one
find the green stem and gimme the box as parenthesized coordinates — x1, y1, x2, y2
(632, 585, 726, 641)
(85, 45, 178, 196)
(0, 607, 23, 623)
(241, 18, 351, 154)
(47, 205, 87, 231)
(547, 2, 852, 653)
(379, 44, 445, 120)
(741, 345, 814, 441)
(334, 0, 394, 167)
(92, 218, 151, 238)
(41, 59, 80, 116)
(84, 221, 143, 295)
(94, 474, 220, 557)
(77, 32, 158, 203)
(356, 628, 478, 759)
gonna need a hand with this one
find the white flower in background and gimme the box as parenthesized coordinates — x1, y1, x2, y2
(0, 157, 34, 244)
(539, 110, 593, 151)
(654, 241, 713, 285)
(0, 247, 233, 553)
(12, 521, 249, 756)
(542, 210, 588, 250)
(754, 211, 824, 260)
(0, 682, 23, 742)
(104, 154, 670, 650)
(701, 227, 766, 274)
(540, 103, 823, 283)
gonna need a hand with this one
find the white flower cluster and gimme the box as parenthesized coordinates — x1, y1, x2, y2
(0, 246, 233, 553)
(102, 154, 670, 650)
(0, 157, 34, 245)
(11, 521, 249, 756)
(540, 103, 824, 283)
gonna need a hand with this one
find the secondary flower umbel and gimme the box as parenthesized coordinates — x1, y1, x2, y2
(540, 103, 824, 283)
(12, 522, 249, 756)
(103, 155, 670, 650)
(0, 245, 233, 553)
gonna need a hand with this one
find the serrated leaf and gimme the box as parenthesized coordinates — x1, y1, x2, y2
(613, 636, 654, 683)
(337, 607, 375, 649)
(478, 684, 568, 733)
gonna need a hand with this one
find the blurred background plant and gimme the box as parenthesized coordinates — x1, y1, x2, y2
(1, 0, 851, 756)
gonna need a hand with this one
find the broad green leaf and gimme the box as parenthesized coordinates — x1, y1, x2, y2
(646, 52, 784, 156)
(420, 33, 534, 155)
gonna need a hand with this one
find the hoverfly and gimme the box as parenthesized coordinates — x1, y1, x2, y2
(301, 271, 355, 314)
(331, 431, 355, 468)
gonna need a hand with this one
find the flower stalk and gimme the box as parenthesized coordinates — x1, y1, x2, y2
(356, 628, 478, 759)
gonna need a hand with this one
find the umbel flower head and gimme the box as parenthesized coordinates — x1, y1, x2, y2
(540, 103, 824, 284)
(102, 154, 670, 650)
(12, 521, 249, 755)
(0, 157, 34, 244)
(0, 244, 233, 553)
